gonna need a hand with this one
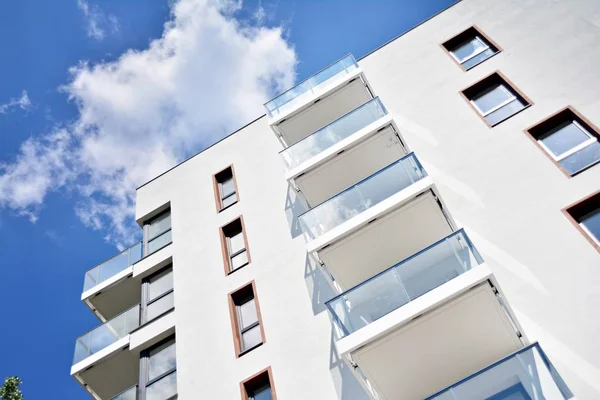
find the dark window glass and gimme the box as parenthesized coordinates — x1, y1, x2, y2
(145, 211, 172, 255)
(215, 167, 238, 210)
(223, 219, 249, 272)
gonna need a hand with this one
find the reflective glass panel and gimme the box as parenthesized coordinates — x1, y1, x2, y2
(148, 213, 171, 239)
(148, 341, 176, 381)
(462, 48, 496, 69)
(540, 121, 591, 157)
(242, 325, 262, 351)
(238, 299, 258, 330)
(485, 98, 526, 126)
(452, 36, 487, 62)
(472, 84, 513, 114)
(560, 140, 600, 174)
(148, 270, 173, 301)
(581, 209, 600, 242)
(146, 372, 177, 400)
(147, 291, 174, 321)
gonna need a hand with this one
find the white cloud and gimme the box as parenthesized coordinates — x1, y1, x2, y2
(0, 0, 296, 247)
(0, 90, 32, 114)
(77, 0, 119, 40)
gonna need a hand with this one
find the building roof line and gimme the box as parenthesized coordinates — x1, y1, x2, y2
(136, 0, 462, 191)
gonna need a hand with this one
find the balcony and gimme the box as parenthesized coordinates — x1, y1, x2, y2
(298, 153, 455, 290)
(327, 231, 525, 400)
(265, 54, 373, 147)
(282, 98, 407, 206)
(72, 305, 140, 400)
(427, 343, 574, 400)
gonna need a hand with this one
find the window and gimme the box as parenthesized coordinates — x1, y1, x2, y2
(525, 107, 600, 176)
(563, 190, 600, 251)
(141, 266, 174, 324)
(442, 26, 501, 70)
(139, 337, 177, 400)
(461, 72, 531, 127)
(240, 368, 276, 400)
(229, 282, 265, 357)
(220, 217, 251, 274)
(144, 209, 172, 256)
(213, 165, 239, 211)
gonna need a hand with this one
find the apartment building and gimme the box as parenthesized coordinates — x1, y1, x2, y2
(70, 0, 600, 399)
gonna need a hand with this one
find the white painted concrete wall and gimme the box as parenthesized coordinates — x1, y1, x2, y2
(358, 0, 600, 398)
(133, 0, 600, 398)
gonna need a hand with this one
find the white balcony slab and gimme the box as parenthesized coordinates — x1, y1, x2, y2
(336, 267, 525, 400)
(130, 308, 176, 353)
(292, 124, 407, 207)
(132, 242, 173, 279)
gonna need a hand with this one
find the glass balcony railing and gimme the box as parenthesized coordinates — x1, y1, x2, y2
(264, 54, 359, 118)
(111, 385, 137, 400)
(326, 229, 482, 337)
(83, 242, 143, 292)
(426, 343, 573, 400)
(298, 153, 426, 240)
(280, 97, 388, 170)
(73, 304, 140, 365)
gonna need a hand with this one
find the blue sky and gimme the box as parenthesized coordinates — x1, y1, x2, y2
(0, 0, 455, 398)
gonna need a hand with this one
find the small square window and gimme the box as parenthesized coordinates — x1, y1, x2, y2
(229, 282, 266, 357)
(563, 191, 600, 251)
(240, 368, 276, 400)
(525, 107, 600, 176)
(220, 216, 251, 274)
(461, 72, 532, 127)
(442, 26, 501, 70)
(213, 165, 239, 212)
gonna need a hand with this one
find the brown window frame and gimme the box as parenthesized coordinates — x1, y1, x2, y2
(220, 215, 252, 275)
(441, 25, 502, 72)
(562, 190, 600, 252)
(524, 106, 600, 178)
(213, 164, 240, 212)
(459, 71, 533, 128)
(240, 367, 277, 400)
(228, 281, 266, 358)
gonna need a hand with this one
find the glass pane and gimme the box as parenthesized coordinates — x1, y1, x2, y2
(485, 99, 526, 126)
(452, 36, 487, 62)
(231, 250, 249, 270)
(357, 160, 417, 207)
(251, 385, 272, 400)
(228, 231, 245, 254)
(540, 121, 591, 157)
(462, 48, 495, 69)
(220, 177, 235, 197)
(581, 209, 600, 242)
(472, 84, 514, 115)
(148, 213, 171, 240)
(148, 270, 173, 300)
(242, 325, 262, 351)
(560, 140, 600, 174)
(238, 299, 258, 330)
(222, 192, 238, 208)
(148, 230, 172, 254)
(148, 342, 177, 381)
(111, 386, 137, 400)
(146, 371, 177, 400)
(147, 292, 174, 321)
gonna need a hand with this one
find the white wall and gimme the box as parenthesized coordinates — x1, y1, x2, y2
(134, 0, 600, 398)
(358, 0, 600, 398)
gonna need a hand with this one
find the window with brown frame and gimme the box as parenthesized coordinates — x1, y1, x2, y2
(460, 71, 532, 127)
(442, 26, 502, 71)
(240, 367, 276, 400)
(220, 216, 251, 274)
(229, 282, 266, 357)
(563, 190, 600, 251)
(525, 107, 600, 177)
(213, 165, 239, 212)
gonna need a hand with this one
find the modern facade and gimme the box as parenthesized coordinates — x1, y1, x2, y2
(70, 0, 600, 398)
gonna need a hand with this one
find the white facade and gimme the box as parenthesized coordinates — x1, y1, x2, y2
(71, 0, 600, 399)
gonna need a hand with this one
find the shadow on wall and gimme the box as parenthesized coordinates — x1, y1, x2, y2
(304, 252, 337, 316)
(284, 182, 309, 239)
(329, 329, 370, 400)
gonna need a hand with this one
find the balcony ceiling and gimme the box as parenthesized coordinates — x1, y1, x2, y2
(77, 348, 138, 400)
(87, 277, 141, 321)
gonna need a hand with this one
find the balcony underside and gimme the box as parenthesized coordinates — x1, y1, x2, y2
(293, 125, 406, 207)
(339, 274, 524, 400)
(275, 77, 372, 146)
(317, 189, 454, 290)
(74, 345, 138, 400)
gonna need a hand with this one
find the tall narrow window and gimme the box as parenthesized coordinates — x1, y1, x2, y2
(214, 165, 239, 211)
(442, 26, 501, 70)
(525, 107, 600, 176)
(144, 209, 172, 256)
(240, 367, 276, 400)
(220, 217, 251, 274)
(141, 266, 174, 324)
(139, 337, 177, 400)
(229, 282, 265, 357)
(563, 191, 600, 251)
(461, 72, 532, 127)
